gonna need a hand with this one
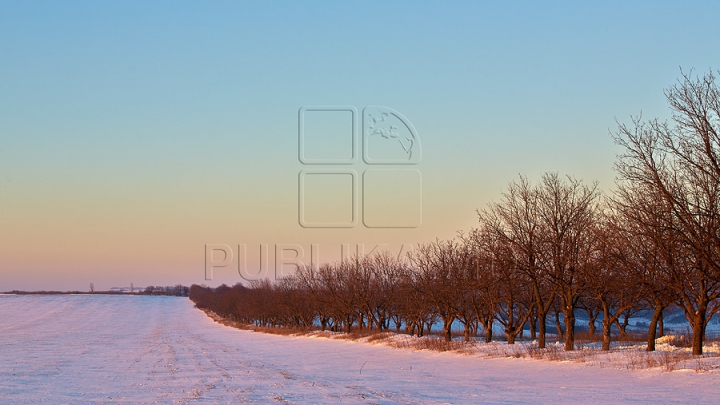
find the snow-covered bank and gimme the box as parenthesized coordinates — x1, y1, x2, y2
(1, 295, 718, 404)
(204, 310, 720, 374)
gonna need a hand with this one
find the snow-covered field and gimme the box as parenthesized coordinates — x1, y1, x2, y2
(1, 295, 718, 404)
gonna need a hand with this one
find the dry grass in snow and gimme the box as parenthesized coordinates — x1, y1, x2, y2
(203, 310, 720, 374)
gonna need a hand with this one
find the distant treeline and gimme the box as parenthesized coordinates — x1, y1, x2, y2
(143, 285, 190, 296)
(6, 285, 190, 297)
(192, 71, 720, 356)
(5, 290, 136, 295)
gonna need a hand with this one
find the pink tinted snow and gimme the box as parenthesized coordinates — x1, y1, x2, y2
(0, 294, 716, 404)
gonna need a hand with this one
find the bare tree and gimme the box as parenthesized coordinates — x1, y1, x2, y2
(411, 239, 468, 342)
(613, 69, 720, 355)
(478, 176, 556, 348)
(470, 247, 498, 343)
(585, 212, 644, 350)
(536, 172, 600, 351)
(627, 212, 678, 350)
(491, 236, 534, 344)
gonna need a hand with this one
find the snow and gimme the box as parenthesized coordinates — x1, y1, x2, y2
(1, 295, 718, 404)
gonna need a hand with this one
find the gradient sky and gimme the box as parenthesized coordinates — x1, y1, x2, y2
(2, 1, 719, 290)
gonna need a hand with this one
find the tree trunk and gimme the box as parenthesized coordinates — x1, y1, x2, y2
(646, 305, 663, 352)
(658, 311, 664, 337)
(538, 312, 547, 348)
(601, 317, 612, 351)
(600, 301, 613, 351)
(587, 308, 599, 336)
(563, 306, 575, 351)
(443, 324, 452, 342)
(554, 311, 564, 341)
(617, 312, 630, 339)
(692, 310, 706, 355)
(484, 317, 493, 343)
(529, 315, 537, 340)
(463, 322, 470, 342)
(613, 310, 631, 340)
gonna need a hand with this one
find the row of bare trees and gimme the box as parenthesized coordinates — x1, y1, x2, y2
(190, 70, 720, 355)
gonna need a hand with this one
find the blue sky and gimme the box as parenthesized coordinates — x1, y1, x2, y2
(1, 1, 719, 290)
